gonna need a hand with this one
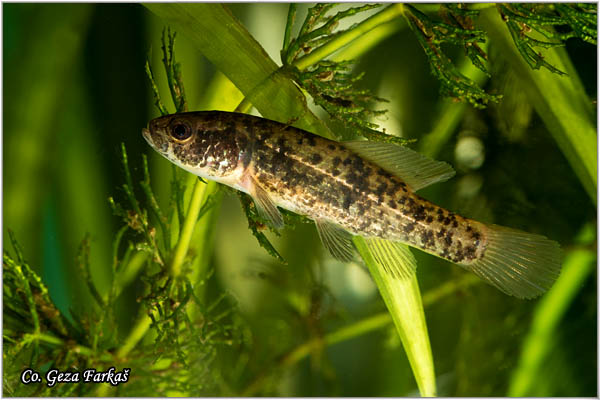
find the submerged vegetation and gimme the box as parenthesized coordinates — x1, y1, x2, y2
(3, 3, 597, 397)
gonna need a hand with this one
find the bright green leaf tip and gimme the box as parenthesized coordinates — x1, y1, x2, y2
(354, 236, 437, 397)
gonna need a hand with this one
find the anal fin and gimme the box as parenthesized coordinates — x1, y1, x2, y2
(342, 141, 455, 191)
(315, 219, 355, 262)
(363, 237, 417, 280)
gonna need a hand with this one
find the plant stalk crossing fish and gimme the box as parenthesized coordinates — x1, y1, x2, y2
(143, 111, 562, 299)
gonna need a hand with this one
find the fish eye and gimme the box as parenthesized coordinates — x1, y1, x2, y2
(170, 121, 192, 141)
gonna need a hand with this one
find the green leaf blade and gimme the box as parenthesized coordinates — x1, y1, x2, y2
(354, 237, 436, 397)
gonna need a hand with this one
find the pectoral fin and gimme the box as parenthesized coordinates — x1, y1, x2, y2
(315, 219, 355, 262)
(342, 141, 455, 191)
(248, 177, 284, 229)
(363, 237, 417, 279)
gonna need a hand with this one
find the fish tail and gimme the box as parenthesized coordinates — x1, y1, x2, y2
(461, 224, 563, 299)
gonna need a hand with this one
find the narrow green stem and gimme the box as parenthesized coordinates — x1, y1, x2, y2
(117, 314, 153, 359)
(241, 313, 391, 396)
(330, 18, 406, 63)
(293, 4, 406, 71)
(29, 333, 114, 362)
(34, 332, 63, 347)
(509, 223, 596, 396)
(113, 251, 148, 299)
(17, 267, 41, 336)
(107, 170, 211, 391)
(190, 184, 221, 283)
(283, 313, 392, 366)
(31, 333, 113, 362)
(111, 196, 200, 362)
(170, 179, 207, 277)
(241, 273, 479, 396)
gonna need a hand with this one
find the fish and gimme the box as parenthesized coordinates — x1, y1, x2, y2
(142, 110, 563, 299)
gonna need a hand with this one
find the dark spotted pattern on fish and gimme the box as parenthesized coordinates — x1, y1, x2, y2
(144, 111, 486, 265)
(242, 116, 484, 264)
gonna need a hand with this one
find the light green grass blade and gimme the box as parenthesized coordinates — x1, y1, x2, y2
(508, 223, 596, 396)
(479, 8, 597, 203)
(354, 237, 436, 396)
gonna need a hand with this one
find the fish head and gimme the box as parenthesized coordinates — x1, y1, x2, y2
(143, 112, 249, 180)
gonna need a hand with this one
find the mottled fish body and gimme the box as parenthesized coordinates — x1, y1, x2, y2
(143, 111, 562, 299)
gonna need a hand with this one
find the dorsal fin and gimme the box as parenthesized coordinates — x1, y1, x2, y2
(342, 141, 455, 191)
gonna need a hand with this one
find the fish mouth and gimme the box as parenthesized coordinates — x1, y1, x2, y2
(142, 126, 171, 158)
(142, 127, 152, 145)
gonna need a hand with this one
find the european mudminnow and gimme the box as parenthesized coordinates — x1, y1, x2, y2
(143, 111, 562, 299)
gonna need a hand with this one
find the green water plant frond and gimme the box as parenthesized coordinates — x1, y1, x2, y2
(404, 3, 596, 106)
(108, 142, 241, 396)
(404, 4, 501, 109)
(498, 3, 596, 75)
(281, 4, 398, 141)
(4, 30, 242, 396)
(3, 141, 241, 396)
(499, 3, 597, 45)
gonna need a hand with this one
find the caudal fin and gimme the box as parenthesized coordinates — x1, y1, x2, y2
(463, 224, 563, 299)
